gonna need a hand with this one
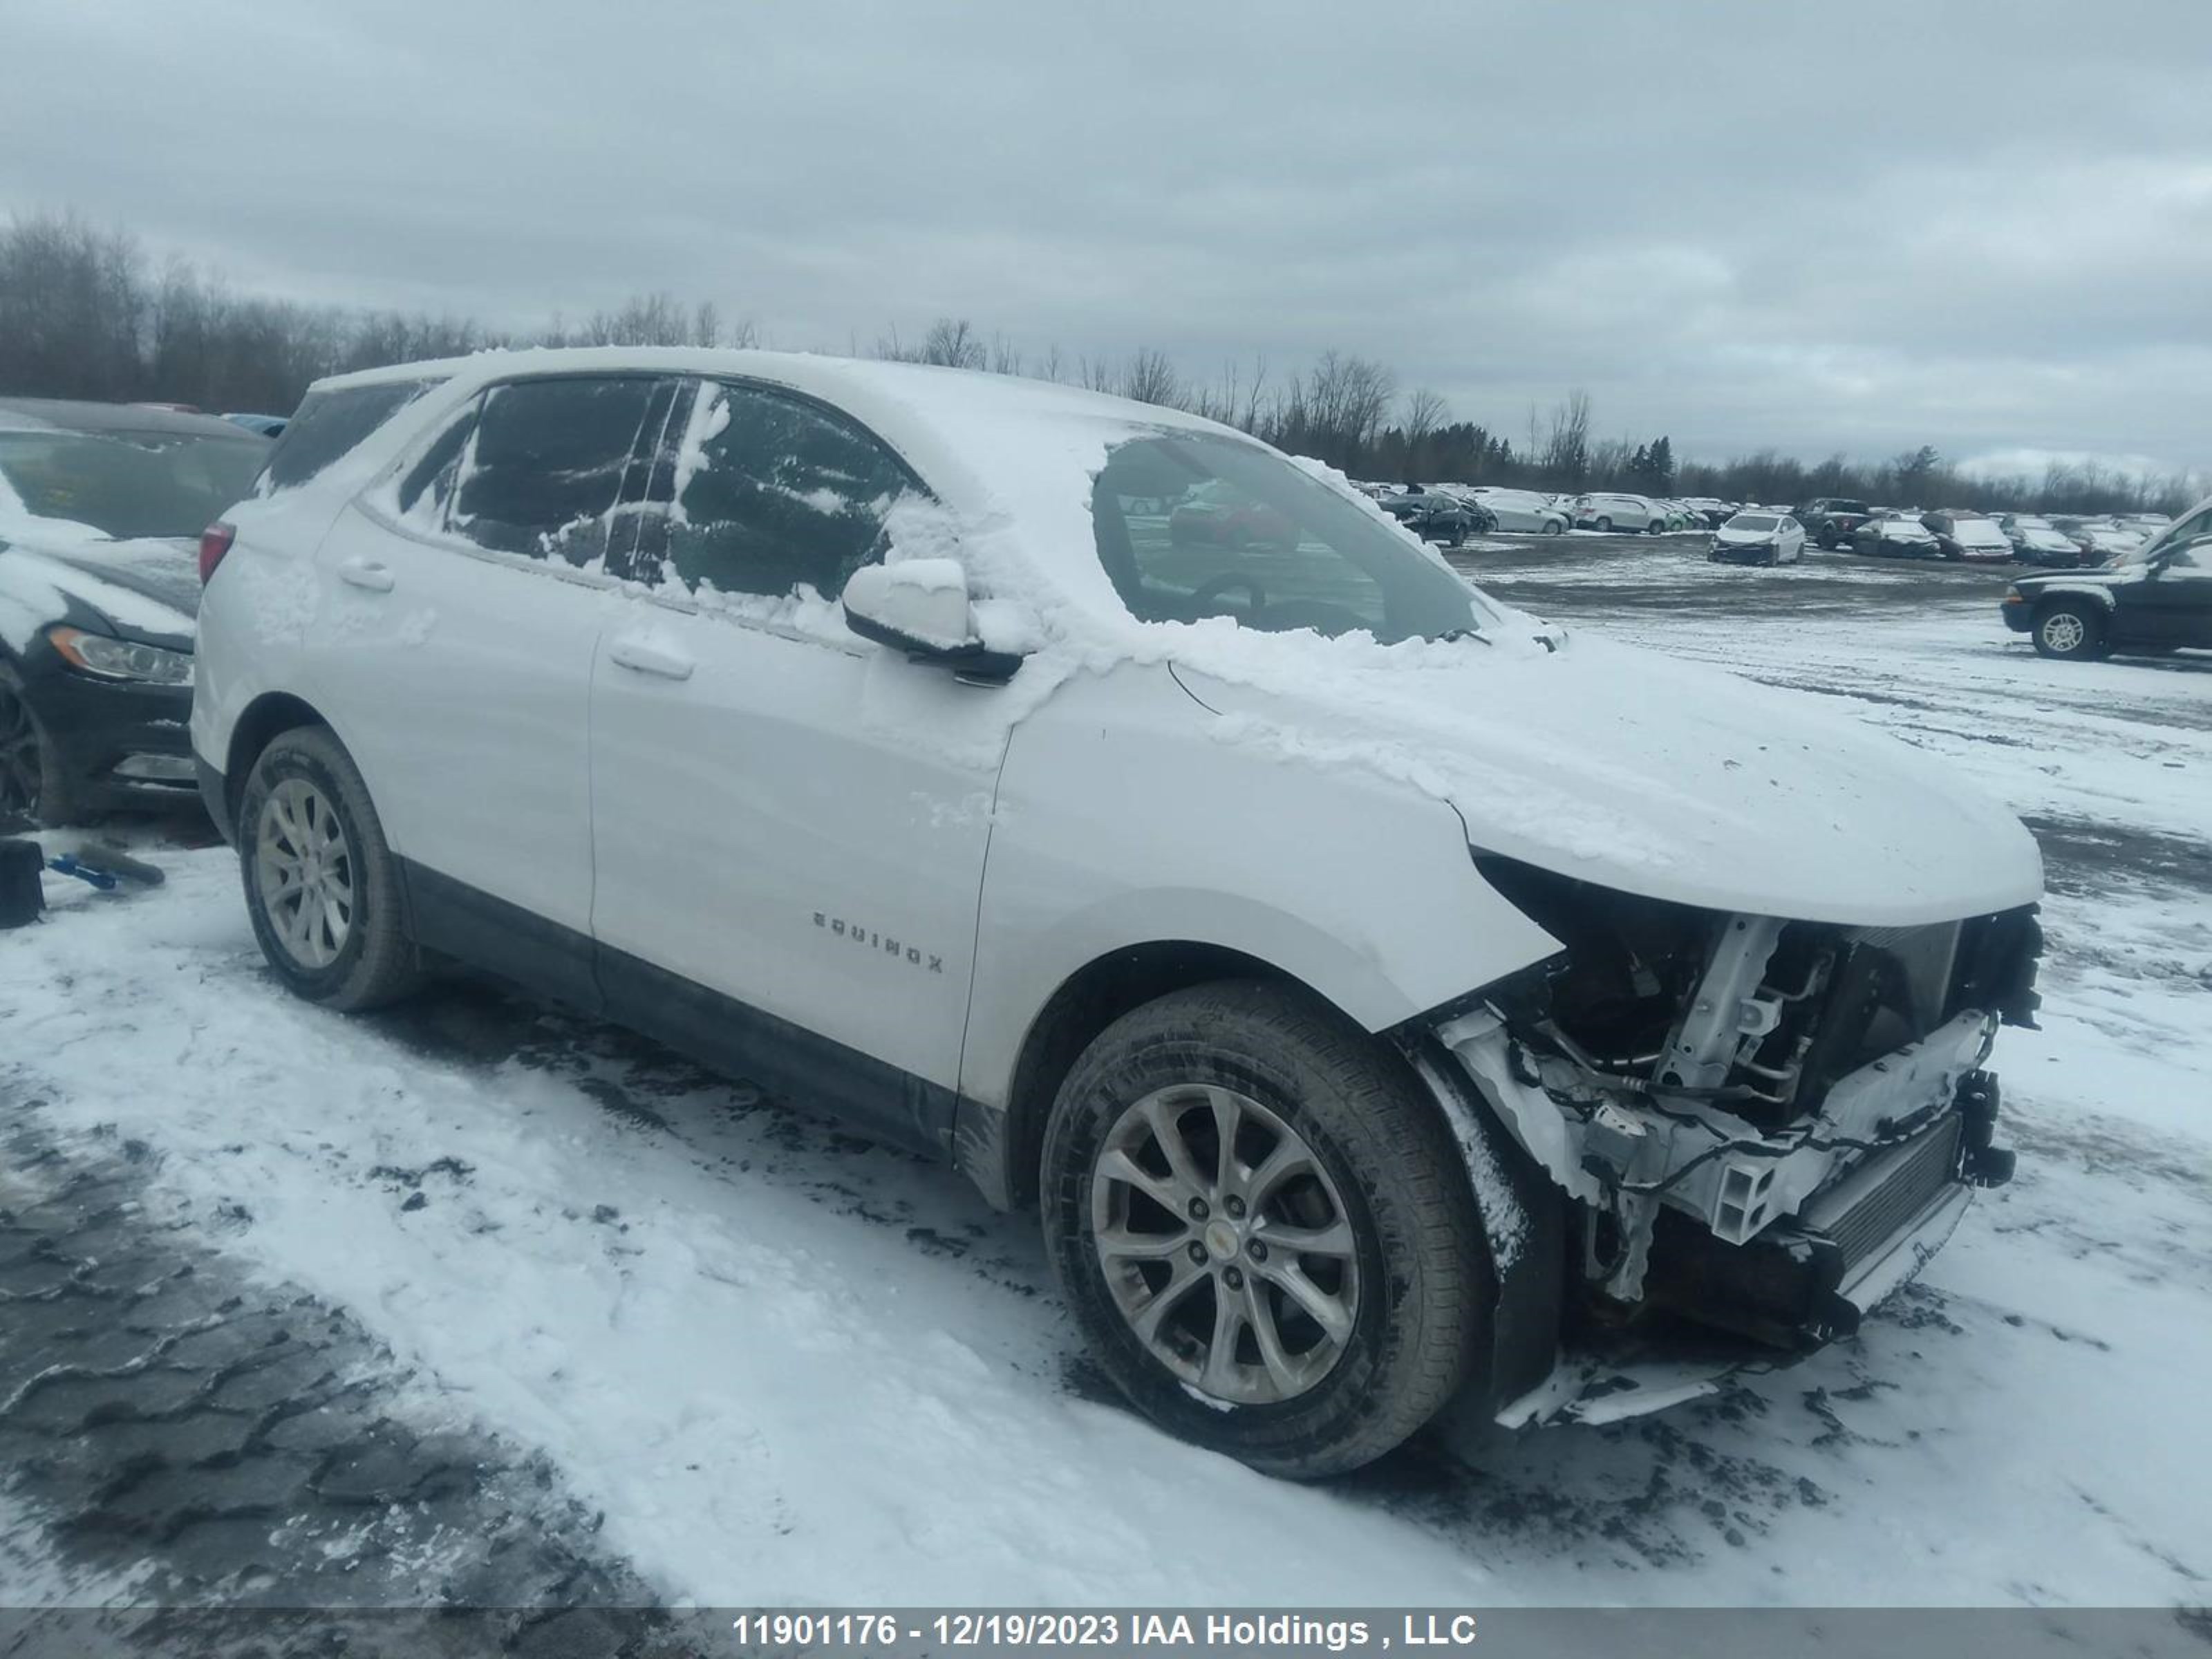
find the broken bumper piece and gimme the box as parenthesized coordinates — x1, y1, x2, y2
(1497, 1156, 1977, 1430)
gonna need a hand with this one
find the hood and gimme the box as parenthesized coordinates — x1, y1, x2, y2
(0, 536, 198, 650)
(2016, 564, 2137, 589)
(1172, 630, 2043, 928)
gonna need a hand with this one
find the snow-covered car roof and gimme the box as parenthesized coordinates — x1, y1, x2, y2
(0, 396, 268, 443)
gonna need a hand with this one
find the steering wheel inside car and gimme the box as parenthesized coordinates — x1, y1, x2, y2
(1190, 573, 1266, 615)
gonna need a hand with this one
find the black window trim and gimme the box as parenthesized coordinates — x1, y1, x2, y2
(353, 369, 677, 591)
(599, 373, 939, 645)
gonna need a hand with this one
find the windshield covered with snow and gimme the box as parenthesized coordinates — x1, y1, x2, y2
(1725, 513, 1779, 532)
(1091, 433, 1489, 643)
(0, 430, 265, 540)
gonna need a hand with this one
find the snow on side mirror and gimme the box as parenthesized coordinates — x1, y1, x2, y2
(843, 561, 1023, 682)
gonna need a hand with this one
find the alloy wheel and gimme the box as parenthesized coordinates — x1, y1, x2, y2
(254, 777, 355, 968)
(0, 687, 42, 821)
(1090, 1084, 1360, 1406)
(2039, 612, 2086, 655)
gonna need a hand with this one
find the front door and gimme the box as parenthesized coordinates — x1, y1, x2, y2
(2136, 547, 2212, 647)
(586, 375, 1007, 1152)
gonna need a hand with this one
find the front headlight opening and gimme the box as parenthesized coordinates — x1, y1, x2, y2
(47, 625, 194, 686)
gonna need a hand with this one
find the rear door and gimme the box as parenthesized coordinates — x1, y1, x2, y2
(309, 373, 675, 1001)
(586, 375, 1008, 1150)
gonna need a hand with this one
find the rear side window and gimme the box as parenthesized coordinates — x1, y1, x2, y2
(646, 379, 915, 601)
(256, 379, 441, 495)
(448, 376, 660, 565)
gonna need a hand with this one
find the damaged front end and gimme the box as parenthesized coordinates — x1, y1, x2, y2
(1430, 855, 2040, 1428)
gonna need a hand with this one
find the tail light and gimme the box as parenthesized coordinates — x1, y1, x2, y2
(198, 521, 236, 584)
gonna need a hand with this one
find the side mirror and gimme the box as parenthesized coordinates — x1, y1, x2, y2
(843, 561, 1022, 682)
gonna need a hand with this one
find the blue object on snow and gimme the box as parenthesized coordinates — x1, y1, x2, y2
(47, 855, 120, 892)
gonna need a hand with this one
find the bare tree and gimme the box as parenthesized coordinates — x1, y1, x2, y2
(920, 317, 985, 369)
(1118, 348, 1182, 409)
(1400, 386, 1447, 480)
(1540, 390, 1593, 487)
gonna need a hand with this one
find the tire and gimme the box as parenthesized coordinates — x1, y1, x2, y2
(2030, 601, 2110, 662)
(1543, 519, 1564, 536)
(1647, 521, 1665, 535)
(1041, 980, 1490, 1478)
(238, 724, 424, 1010)
(0, 664, 82, 828)
(1594, 516, 1613, 533)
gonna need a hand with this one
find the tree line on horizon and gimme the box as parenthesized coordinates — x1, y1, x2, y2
(1, 209, 2197, 518)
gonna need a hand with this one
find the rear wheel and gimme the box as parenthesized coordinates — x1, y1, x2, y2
(1542, 519, 1564, 536)
(239, 726, 424, 1010)
(1594, 516, 1613, 532)
(2030, 601, 2109, 661)
(1041, 981, 1490, 1478)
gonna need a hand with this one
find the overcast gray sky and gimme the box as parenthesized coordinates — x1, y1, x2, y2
(6, 0, 2209, 474)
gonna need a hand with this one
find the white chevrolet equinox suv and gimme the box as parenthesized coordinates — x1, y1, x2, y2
(191, 348, 2041, 1476)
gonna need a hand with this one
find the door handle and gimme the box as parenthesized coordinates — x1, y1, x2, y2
(609, 636, 695, 681)
(337, 557, 394, 593)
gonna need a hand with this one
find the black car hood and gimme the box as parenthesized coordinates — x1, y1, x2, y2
(2016, 565, 2138, 591)
(0, 535, 198, 650)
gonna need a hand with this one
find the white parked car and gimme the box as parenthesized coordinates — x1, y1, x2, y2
(1707, 509, 1806, 565)
(1570, 491, 1667, 534)
(1467, 487, 1568, 535)
(191, 348, 2039, 1477)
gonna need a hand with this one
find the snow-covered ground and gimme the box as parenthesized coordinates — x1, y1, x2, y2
(2, 537, 2206, 1609)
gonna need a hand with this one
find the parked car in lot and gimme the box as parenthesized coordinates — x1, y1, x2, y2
(1570, 491, 1666, 534)
(1380, 490, 1491, 546)
(193, 348, 2036, 1477)
(1465, 487, 1567, 535)
(1170, 478, 1299, 551)
(1678, 496, 1736, 529)
(1848, 511, 1942, 559)
(1922, 511, 2014, 563)
(2003, 499, 2212, 659)
(1794, 498, 1875, 549)
(0, 397, 268, 824)
(2074, 522, 2146, 563)
(1371, 491, 1495, 548)
(1707, 509, 1806, 565)
(223, 413, 290, 439)
(2009, 522, 2093, 568)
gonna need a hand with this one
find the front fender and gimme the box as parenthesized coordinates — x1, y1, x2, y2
(959, 660, 1564, 1114)
(2025, 581, 2120, 611)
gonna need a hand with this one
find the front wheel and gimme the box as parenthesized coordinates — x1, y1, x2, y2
(238, 725, 424, 1010)
(2030, 601, 2110, 662)
(1543, 519, 1564, 536)
(1593, 516, 1613, 532)
(0, 665, 82, 828)
(1041, 981, 1490, 1478)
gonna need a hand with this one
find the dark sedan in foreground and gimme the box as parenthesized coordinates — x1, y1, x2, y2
(0, 398, 267, 825)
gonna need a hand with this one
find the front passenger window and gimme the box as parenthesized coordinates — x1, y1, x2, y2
(448, 377, 659, 567)
(654, 381, 915, 601)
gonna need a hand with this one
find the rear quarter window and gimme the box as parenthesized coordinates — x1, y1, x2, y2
(256, 378, 444, 496)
